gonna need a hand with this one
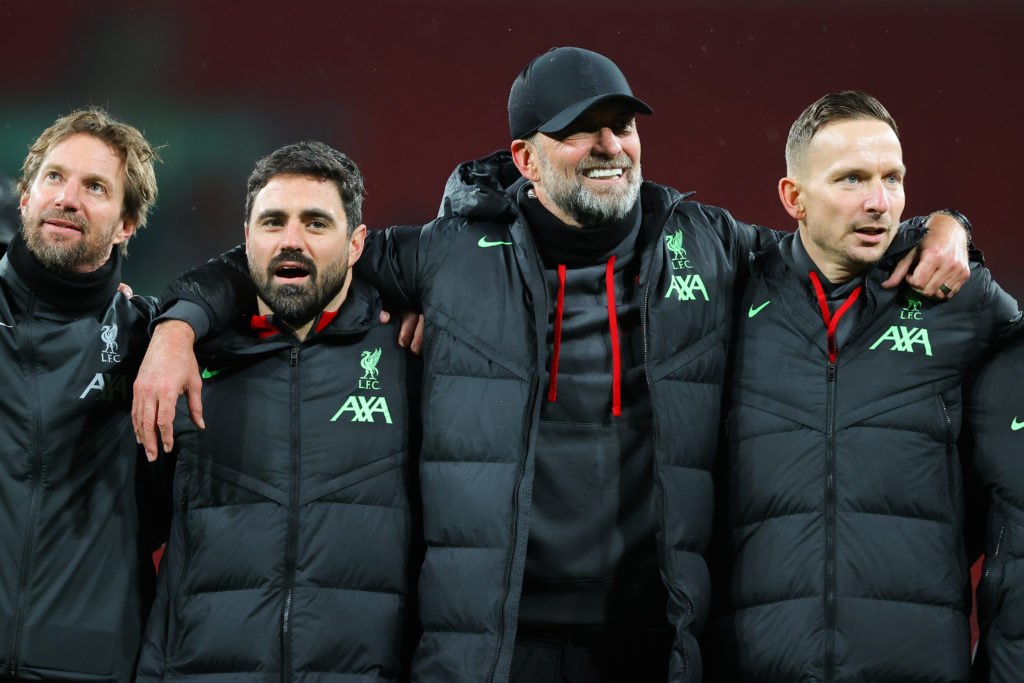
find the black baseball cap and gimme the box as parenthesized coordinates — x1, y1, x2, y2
(508, 47, 652, 140)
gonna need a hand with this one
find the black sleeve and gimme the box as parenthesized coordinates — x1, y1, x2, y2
(355, 225, 428, 312)
(159, 244, 254, 340)
(728, 214, 787, 257)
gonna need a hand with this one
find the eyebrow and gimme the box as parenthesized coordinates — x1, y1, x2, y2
(254, 208, 337, 223)
(43, 163, 114, 187)
(833, 164, 907, 177)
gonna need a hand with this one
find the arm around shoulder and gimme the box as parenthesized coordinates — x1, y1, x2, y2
(356, 224, 432, 311)
(160, 243, 252, 339)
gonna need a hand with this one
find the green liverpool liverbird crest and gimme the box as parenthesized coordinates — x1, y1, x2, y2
(360, 348, 382, 380)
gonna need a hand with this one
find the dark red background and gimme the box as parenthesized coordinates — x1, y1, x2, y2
(1, 0, 1021, 297)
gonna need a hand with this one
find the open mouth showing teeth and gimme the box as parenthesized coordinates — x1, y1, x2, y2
(583, 168, 623, 179)
(855, 227, 885, 235)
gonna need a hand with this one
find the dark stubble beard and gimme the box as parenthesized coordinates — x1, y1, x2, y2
(22, 209, 105, 274)
(537, 150, 642, 227)
(249, 248, 349, 328)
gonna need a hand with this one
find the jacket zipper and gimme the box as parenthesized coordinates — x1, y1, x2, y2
(9, 298, 44, 678)
(179, 464, 193, 587)
(171, 462, 193, 662)
(824, 361, 838, 683)
(982, 522, 1008, 609)
(281, 346, 301, 682)
(642, 209, 692, 679)
(938, 396, 956, 508)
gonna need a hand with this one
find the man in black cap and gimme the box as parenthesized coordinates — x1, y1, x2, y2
(132, 47, 970, 682)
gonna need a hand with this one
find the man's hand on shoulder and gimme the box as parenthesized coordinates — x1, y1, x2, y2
(882, 212, 970, 298)
(132, 320, 204, 461)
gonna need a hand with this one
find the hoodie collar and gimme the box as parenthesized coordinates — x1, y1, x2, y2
(5, 231, 120, 312)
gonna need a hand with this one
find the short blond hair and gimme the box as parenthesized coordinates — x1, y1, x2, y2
(18, 108, 161, 255)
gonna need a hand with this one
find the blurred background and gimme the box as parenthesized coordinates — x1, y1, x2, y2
(1, 0, 1022, 297)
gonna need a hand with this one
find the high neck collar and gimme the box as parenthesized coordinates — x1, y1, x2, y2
(6, 231, 120, 311)
(518, 184, 641, 268)
(790, 230, 863, 299)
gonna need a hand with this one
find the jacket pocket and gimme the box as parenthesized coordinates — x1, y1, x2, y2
(979, 500, 1024, 638)
(937, 392, 961, 523)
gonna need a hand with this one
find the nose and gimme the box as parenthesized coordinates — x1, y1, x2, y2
(280, 219, 306, 250)
(593, 127, 623, 157)
(55, 182, 81, 212)
(864, 179, 891, 214)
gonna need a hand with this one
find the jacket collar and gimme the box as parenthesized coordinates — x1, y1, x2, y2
(2, 231, 121, 313)
(199, 276, 382, 359)
(762, 221, 928, 289)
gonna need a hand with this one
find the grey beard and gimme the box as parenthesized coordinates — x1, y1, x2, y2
(560, 174, 641, 227)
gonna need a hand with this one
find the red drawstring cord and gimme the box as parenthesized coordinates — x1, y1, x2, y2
(546, 258, 622, 417)
(808, 271, 862, 363)
(547, 264, 566, 402)
(606, 256, 622, 416)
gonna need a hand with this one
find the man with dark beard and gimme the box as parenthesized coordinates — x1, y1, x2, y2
(0, 108, 167, 681)
(136, 142, 420, 681)
(132, 48, 971, 682)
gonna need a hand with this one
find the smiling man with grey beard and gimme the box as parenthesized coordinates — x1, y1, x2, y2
(526, 103, 642, 228)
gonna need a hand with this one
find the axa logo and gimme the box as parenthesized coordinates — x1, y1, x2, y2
(665, 274, 709, 302)
(359, 348, 382, 390)
(901, 293, 924, 321)
(331, 395, 393, 424)
(665, 231, 692, 270)
(79, 372, 128, 401)
(869, 325, 933, 356)
(100, 324, 120, 363)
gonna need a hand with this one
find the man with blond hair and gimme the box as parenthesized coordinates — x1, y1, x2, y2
(0, 108, 167, 681)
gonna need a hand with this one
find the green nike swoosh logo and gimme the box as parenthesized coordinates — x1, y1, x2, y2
(1012, 417, 1024, 431)
(201, 367, 222, 379)
(748, 301, 771, 317)
(478, 236, 513, 248)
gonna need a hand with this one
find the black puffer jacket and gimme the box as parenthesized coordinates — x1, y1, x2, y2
(965, 334, 1024, 683)
(357, 150, 776, 682)
(709, 229, 1021, 683)
(0, 238, 164, 681)
(137, 278, 420, 681)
